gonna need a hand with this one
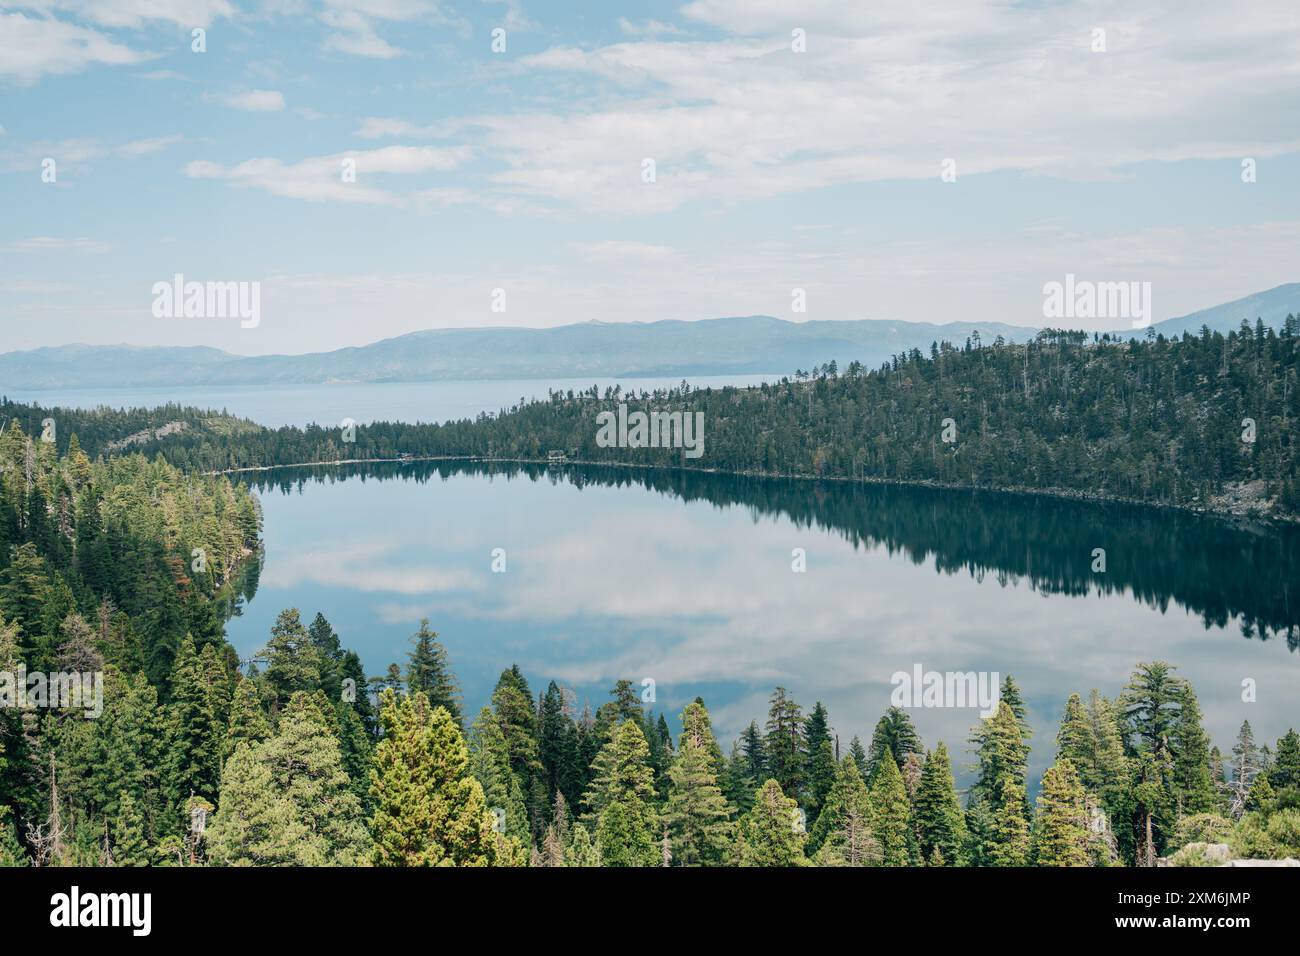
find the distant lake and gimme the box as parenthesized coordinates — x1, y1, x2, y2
(1, 375, 774, 429)
(223, 460, 1300, 791)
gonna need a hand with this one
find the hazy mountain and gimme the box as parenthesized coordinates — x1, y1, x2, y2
(3, 285, 1296, 391)
(0, 316, 1036, 390)
(1141, 282, 1300, 338)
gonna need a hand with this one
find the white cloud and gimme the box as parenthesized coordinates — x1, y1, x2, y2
(318, 0, 455, 59)
(184, 144, 474, 204)
(617, 17, 685, 38)
(50, 0, 234, 29)
(576, 240, 676, 262)
(452, 0, 1300, 213)
(0, 11, 143, 83)
(0, 134, 183, 171)
(355, 116, 452, 139)
(220, 89, 287, 112)
(2, 237, 110, 253)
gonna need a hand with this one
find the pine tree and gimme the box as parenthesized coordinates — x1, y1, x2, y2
(369, 690, 500, 867)
(112, 790, 150, 866)
(865, 706, 923, 784)
(585, 720, 659, 867)
(987, 776, 1030, 866)
(808, 755, 877, 864)
(870, 750, 912, 866)
(224, 676, 271, 760)
(210, 692, 370, 865)
(1270, 729, 1300, 792)
(1170, 684, 1216, 815)
(848, 735, 869, 782)
(307, 612, 343, 699)
(207, 743, 312, 865)
(1229, 720, 1263, 817)
(406, 619, 460, 726)
(164, 635, 223, 814)
(489, 666, 542, 825)
(1032, 758, 1090, 867)
(763, 687, 805, 797)
(0, 807, 27, 867)
(970, 700, 1030, 806)
(259, 608, 321, 708)
(913, 743, 966, 865)
(662, 702, 733, 866)
(738, 779, 805, 867)
(538, 681, 581, 808)
(726, 720, 767, 812)
(467, 707, 530, 848)
(564, 823, 602, 867)
(803, 701, 835, 819)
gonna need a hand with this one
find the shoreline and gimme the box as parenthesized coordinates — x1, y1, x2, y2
(208, 454, 1295, 527)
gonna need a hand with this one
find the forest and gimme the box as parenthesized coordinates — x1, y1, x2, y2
(1, 323, 1298, 867)
(8, 319, 1297, 519)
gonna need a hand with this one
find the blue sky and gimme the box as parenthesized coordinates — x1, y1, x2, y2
(2, 0, 1299, 355)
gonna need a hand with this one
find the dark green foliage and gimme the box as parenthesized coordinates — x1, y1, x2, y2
(406, 619, 460, 726)
(77, 328, 1300, 521)
(912, 743, 966, 866)
(866, 706, 923, 784)
(737, 779, 805, 867)
(763, 687, 805, 797)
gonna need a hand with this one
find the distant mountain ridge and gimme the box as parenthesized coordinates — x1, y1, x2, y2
(2, 283, 1296, 390)
(0, 316, 1036, 389)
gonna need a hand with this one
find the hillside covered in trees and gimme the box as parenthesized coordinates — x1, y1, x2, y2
(16, 320, 1295, 519)
(3, 586, 1297, 866)
(1, 324, 1297, 867)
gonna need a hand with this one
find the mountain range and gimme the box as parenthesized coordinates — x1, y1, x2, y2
(2, 283, 1296, 390)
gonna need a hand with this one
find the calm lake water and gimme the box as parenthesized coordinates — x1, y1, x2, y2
(3, 375, 774, 428)
(224, 460, 1300, 790)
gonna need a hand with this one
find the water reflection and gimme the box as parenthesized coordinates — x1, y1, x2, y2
(244, 459, 1300, 647)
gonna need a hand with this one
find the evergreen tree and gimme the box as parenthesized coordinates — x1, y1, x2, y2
(224, 676, 271, 760)
(0, 812, 25, 867)
(763, 687, 805, 797)
(406, 619, 460, 726)
(848, 735, 869, 782)
(1170, 683, 1216, 815)
(987, 776, 1030, 867)
(913, 743, 966, 866)
(369, 690, 501, 867)
(585, 720, 659, 867)
(112, 790, 150, 866)
(865, 706, 923, 784)
(164, 635, 223, 814)
(1229, 720, 1263, 817)
(871, 750, 912, 866)
(207, 744, 311, 866)
(467, 707, 530, 848)
(210, 692, 370, 866)
(738, 779, 806, 867)
(662, 702, 733, 866)
(808, 754, 877, 864)
(1270, 729, 1300, 792)
(1032, 758, 1090, 867)
(803, 701, 835, 819)
(259, 608, 321, 708)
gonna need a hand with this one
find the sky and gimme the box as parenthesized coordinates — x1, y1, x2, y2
(1, 0, 1299, 356)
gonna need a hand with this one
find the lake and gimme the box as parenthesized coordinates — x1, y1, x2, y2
(223, 459, 1300, 790)
(2, 375, 775, 429)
